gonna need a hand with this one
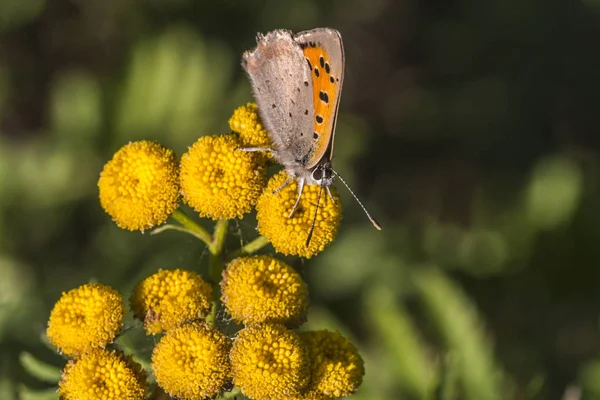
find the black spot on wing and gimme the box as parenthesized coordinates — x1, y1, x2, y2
(319, 91, 329, 104)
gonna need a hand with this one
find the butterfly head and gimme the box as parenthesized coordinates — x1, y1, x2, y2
(311, 161, 335, 187)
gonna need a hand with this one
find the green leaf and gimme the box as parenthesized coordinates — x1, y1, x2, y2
(19, 352, 62, 384)
(525, 155, 583, 230)
(18, 385, 59, 400)
(414, 267, 504, 400)
(365, 285, 436, 399)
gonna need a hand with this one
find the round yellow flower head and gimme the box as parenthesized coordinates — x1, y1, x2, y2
(59, 348, 147, 400)
(229, 103, 272, 149)
(46, 283, 124, 357)
(130, 269, 212, 335)
(98, 140, 180, 231)
(180, 134, 267, 219)
(230, 324, 309, 400)
(256, 171, 341, 258)
(152, 323, 231, 400)
(300, 330, 365, 399)
(221, 255, 309, 327)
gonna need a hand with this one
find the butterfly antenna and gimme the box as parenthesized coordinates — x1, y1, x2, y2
(306, 185, 323, 247)
(331, 170, 382, 230)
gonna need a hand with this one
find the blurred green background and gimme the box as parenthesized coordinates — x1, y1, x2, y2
(1, 0, 600, 399)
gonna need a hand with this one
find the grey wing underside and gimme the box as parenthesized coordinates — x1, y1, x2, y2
(293, 28, 345, 163)
(242, 30, 315, 167)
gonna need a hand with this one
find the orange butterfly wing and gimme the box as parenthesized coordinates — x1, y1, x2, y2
(295, 29, 345, 169)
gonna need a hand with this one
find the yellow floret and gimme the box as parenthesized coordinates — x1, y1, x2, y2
(46, 283, 124, 357)
(229, 103, 272, 150)
(58, 349, 147, 400)
(256, 171, 341, 258)
(130, 269, 212, 335)
(221, 255, 309, 327)
(152, 323, 231, 400)
(230, 324, 309, 400)
(98, 140, 180, 231)
(180, 134, 266, 219)
(300, 330, 365, 399)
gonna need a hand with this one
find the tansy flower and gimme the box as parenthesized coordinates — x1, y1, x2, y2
(180, 134, 267, 220)
(230, 324, 309, 400)
(59, 348, 147, 400)
(152, 323, 231, 400)
(221, 255, 309, 327)
(300, 330, 365, 399)
(229, 103, 272, 149)
(98, 140, 180, 231)
(256, 171, 341, 258)
(46, 283, 124, 357)
(130, 269, 212, 335)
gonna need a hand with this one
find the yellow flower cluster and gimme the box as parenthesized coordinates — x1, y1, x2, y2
(48, 264, 363, 399)
(229, 102, 272, 149)
(180, 133, 267, 219)
(47, 283, 149, 399)
(59, 349, 147, 400)
(80, 103, 365, 400)
(47, 283, 124, 356)
(130, 269, 212, 334)
(257, 171, 342, 258)
(231, 324, 309, 399)
(98, 104, 342, 258)
(219, 255, 363, 399)
(300, 330, 365, 399)
(221, 255, 309, 327)
(98, 141, 180, 231)
(152, 323, 231, 400)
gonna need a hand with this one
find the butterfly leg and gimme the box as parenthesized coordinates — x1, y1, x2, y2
(272, 174, 295, 195)
(325, 186, 335, 203)
(236, 146, 277, 154)
(288, 178, 305, 218)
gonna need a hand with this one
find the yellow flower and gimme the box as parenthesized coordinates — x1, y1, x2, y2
(98, 140, 180, 231)
(229, 103, 272, 149)
(180, 134, 267, 219)
(221, 256, 309, 327)
(300, 330, 364, 399)
(59, 348, 147, 400)
(256, 171, 341, 258)
(130, 269, 212, 335)
(230, 324, 309, 400)
(47, 283, 124, 357)
(152, 323, 231, 400)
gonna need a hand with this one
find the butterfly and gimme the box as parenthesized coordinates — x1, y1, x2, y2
(241, 28, 381, 241)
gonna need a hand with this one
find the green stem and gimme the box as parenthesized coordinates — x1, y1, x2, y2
(169, 209, 212, 245)
(225, 235, 270, 261)
(151, 224, 210, 243)
(206, 219, 229, 326)
(221, 388, 241, 399)
(211, 219, 229, 256)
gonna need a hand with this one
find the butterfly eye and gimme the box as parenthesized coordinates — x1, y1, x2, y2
(312, 168, 323, 181)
